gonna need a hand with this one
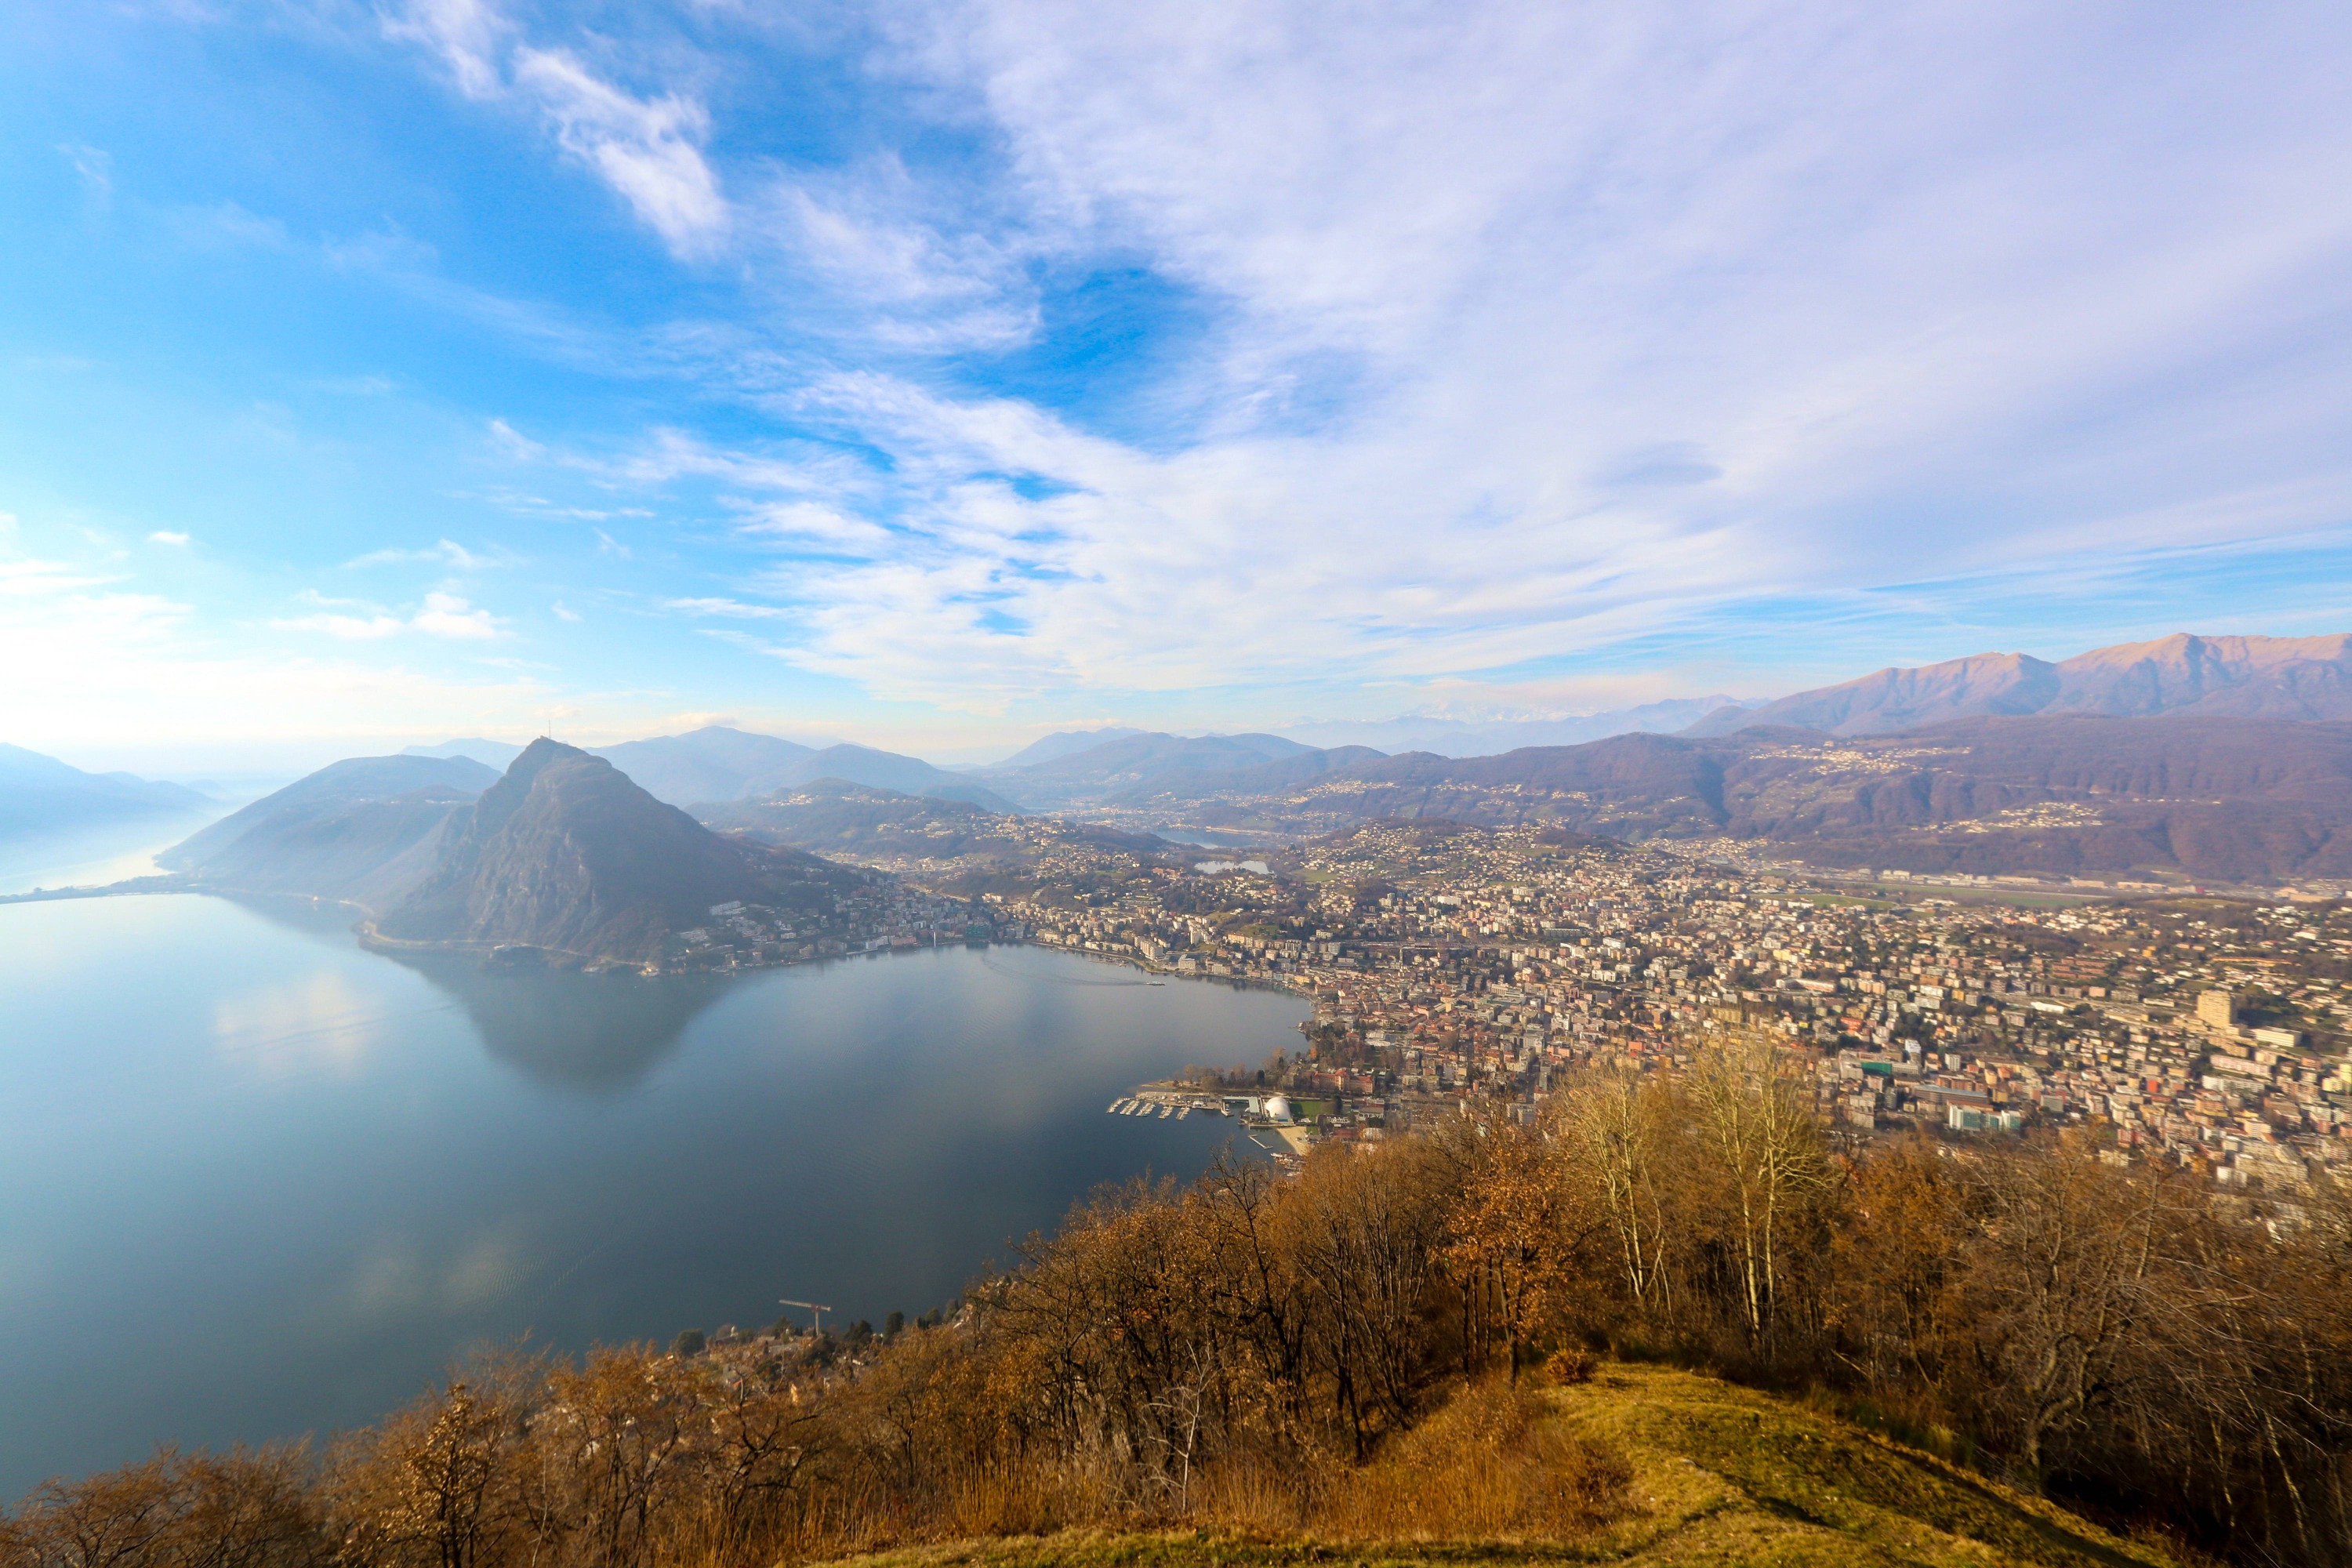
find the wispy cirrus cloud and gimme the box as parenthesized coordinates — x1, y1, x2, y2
(344, 538, 499, 570)
(57, 143, 113, 205)
(380, 0, 729, 256)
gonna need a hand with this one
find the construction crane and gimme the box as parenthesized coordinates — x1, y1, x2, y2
(779, 1298, 834, 1335)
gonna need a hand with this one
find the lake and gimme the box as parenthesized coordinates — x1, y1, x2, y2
(0, 894, 1306, 1498)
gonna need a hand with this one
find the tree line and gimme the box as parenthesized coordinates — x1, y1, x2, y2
(9, 1029, 2352, 1566)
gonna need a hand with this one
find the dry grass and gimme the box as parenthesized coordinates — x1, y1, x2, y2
(804, 1363, 2193, 1568)
(1326, 1378, 1629, 1540)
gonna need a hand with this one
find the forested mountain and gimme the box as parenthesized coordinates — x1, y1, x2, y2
(375, 740, 859, 961)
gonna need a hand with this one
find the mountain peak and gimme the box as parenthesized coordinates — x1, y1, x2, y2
(375, 739, 850, 961)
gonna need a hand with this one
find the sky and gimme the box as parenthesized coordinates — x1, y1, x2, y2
(3, 0, 2351, 772)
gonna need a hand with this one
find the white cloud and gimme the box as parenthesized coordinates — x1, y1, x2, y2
(147, 531, 191, 546)
(550, 599, 581, 622)
(275, 590, 503, 641)
(380, 0, 729, 256)
(412, 591, 501, 639)
(731, 499, 892, 550)
(0, 546, 554, 757)
(58, 143, 112, 203)
(274, 610, 408, 640)
(487, 416, 545, 460)
(513, 46, 729, 256)
(666, 596, 789, 619)
(345, 538, 494, 570)
(379, 0, 510, 99)
(754, 168, 1036, 351)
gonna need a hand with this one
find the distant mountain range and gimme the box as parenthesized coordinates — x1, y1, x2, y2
(697, 779, 1171, 891)
(974, 710, 1750, 780)
(990, 726, 1155, 768)
(967, 731, 1379, 812)
(34, 628, 2352, 906)
(1164, 714, 2352, 886)
(969, 633, 2352, 786)
(0, 744, 213, 840)
(1686, 633, 2352, 737)
(407, 726, 1016, 814)
(402, 737, 532, 768)
(1274, 696, 1751, 756)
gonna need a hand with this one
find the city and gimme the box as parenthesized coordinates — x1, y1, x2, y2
(946, 818, 2350, 1190)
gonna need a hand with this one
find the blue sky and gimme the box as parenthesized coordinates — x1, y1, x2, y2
(4, 0, 2350, 771)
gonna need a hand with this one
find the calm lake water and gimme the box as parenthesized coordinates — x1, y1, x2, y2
(0, 894, 1305, 1497)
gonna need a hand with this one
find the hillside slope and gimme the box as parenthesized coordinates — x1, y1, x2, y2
(158, 753, 498, 908)
(815, 1364, 2175, 1568)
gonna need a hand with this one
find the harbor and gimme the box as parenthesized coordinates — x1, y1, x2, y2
(1105, 1081, 1321, 1159)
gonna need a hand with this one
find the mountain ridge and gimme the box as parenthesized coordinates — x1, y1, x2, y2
(0, 743, 215, 840)
(1141, 714, 2352, 885)
(1688, 631, 2352, 737)
(1276, 695, 1751, 755)
(157, 754, 498, 908)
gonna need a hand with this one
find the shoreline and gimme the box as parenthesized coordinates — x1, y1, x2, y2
(0, 884, 1323, 1027)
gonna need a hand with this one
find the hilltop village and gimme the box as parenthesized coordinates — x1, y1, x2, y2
(662, 815, 2352, 1191)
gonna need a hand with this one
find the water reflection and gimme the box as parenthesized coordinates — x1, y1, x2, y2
(389, 953, 731, 1090)
(212, 971, 388, 1080)
(211, 894, 726, 1090)
(212, 891, 381, 942)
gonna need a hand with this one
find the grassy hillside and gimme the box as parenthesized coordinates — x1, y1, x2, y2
(813, 1365, 2181, 1568)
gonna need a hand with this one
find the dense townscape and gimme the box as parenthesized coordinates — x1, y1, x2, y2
(771, 814, 2352, 1191)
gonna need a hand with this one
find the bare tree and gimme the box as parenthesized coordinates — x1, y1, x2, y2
(1685, 1030, 1831, 1359)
